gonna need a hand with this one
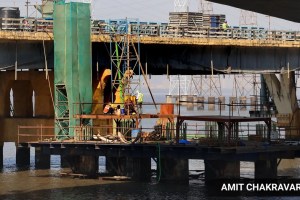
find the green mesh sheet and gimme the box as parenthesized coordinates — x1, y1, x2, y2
(54, 2, 92, 137)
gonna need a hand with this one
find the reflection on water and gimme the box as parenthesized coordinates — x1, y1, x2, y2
(1, 143, 300, 199)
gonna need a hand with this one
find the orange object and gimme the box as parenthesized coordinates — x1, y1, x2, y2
(160, 103, 174, 115)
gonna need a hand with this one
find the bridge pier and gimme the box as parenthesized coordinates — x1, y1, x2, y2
(255, 159, 277, 179)
(160, 158, 189, 183)
(263, 72, 300, 138)
(205, 160, 240, 181)
(35, 146, 50, 169)
(126, 157, 151, 181)
(16, 146, 30, 168)
(61, 155, 70, 168)
(0, 142, 3, 168)
(66, 155, 99, 177)
(106, 156, 151, 181)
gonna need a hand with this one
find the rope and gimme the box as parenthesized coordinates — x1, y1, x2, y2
(156, 143, 161, 183)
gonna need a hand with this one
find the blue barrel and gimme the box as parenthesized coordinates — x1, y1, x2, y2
(120, 108, 125, 115)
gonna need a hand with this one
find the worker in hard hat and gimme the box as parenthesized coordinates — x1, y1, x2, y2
(136, 90, 144, 113)
(222, 21, 229, 31)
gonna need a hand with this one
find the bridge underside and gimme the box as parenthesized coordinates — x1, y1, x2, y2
(1, 41, 299, 74)
(210, 0, 300, 23)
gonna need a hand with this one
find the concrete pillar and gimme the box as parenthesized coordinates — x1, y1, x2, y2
(180, 95, 187, 106)
(31, 72, 54, 117)
(12, 81, 33, 117)
(0, 143, 3, 168)
(160, 158, 189, 183)
(205, 160, 240, 181)
(0, 76, 6, 116)
(208, 97, 215, 111)
(35, 146, 50, 169)
(229, 97, 237, 111)
(61, 155, 70, 168)
(126, 157, 151, 181)
(66, 155, 99, 177)
(218, 96, 225, 111)
(186, 96, 194, 111)
(255, 159, 277, 179)
(106, 157, 151, 181)
(239, 96, 247, 111)
(16, 146, 30, 168)
(197, 97, 204, 110)
(264, 73, 300, 138)
(250, 96, 258, 111)
(106, 157, 127, 176)
(193, 96, 198, 107)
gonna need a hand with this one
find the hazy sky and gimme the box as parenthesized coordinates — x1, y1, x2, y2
(1, 0, 300, 31)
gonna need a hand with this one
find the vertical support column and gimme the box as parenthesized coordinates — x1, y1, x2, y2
(12, 81, 33, 117)
(61, 155, 70, 168)
(255, 159, 277, 179)
(31, 71, 54, 117)
(0, 142, 3, 169)
(67, 155, 99, 177)
(186, 96, 194, 111)
(205, 160, 240, 181)
(35, 146, 50, 169)
(126, 157, 151, 181)
(160, 158, 189, 183)
(16, 146, 30, 168)
(105, 156, 151, 181)
(105, 157, 127, 176)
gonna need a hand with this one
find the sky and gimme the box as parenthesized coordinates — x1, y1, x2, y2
(1, 0, 300, 31)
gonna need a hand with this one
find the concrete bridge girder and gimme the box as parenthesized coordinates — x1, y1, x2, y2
(0, 41, 299, 74)
(0, 41, 54, 71)
(97, 44, 300, 74)
(0, 71, 54, 143)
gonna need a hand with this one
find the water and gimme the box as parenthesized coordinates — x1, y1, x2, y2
(1, 92, 299, 199)
(1, 142, 300, 199)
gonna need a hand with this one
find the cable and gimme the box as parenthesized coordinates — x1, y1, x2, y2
(156, 143, 161, 183)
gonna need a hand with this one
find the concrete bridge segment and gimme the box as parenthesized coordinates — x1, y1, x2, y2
(209, 0, 300, 23)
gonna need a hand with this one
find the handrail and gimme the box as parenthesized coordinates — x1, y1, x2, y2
(1, 17, 300, 42)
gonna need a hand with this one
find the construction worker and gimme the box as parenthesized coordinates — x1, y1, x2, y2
(136, 90, 144, 113)
(222, 21, 229, 31)
(103, 103, 114, 114)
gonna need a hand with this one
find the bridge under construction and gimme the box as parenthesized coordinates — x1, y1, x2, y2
(1, 1, 300, 183)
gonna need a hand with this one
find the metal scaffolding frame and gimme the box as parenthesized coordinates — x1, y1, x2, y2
(109, 19, 141, 104)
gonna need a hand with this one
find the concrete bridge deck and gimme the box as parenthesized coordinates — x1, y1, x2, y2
(1, 16, 300, 48)
(1, 29, 300, 48)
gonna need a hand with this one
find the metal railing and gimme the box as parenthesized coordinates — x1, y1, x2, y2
(17, 125, 55, 144)
(1, 17, 300, 42)
(17, 121, 299, 146)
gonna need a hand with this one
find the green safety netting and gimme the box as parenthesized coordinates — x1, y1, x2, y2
(53, 1, 92, 137)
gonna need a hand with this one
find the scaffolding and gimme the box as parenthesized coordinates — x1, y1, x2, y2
(109, 19, 142, 104)
(53, 1, 92, 138)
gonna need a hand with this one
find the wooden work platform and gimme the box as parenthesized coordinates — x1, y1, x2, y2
(21, 141, 300, 162)
(74, 113, 177, 120)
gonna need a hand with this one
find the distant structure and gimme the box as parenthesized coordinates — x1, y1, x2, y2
(34, 0, 54, 18)
(174, 0, 189, 12)
(239, 10, 258, 27)
(198, 0, 213, 14)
